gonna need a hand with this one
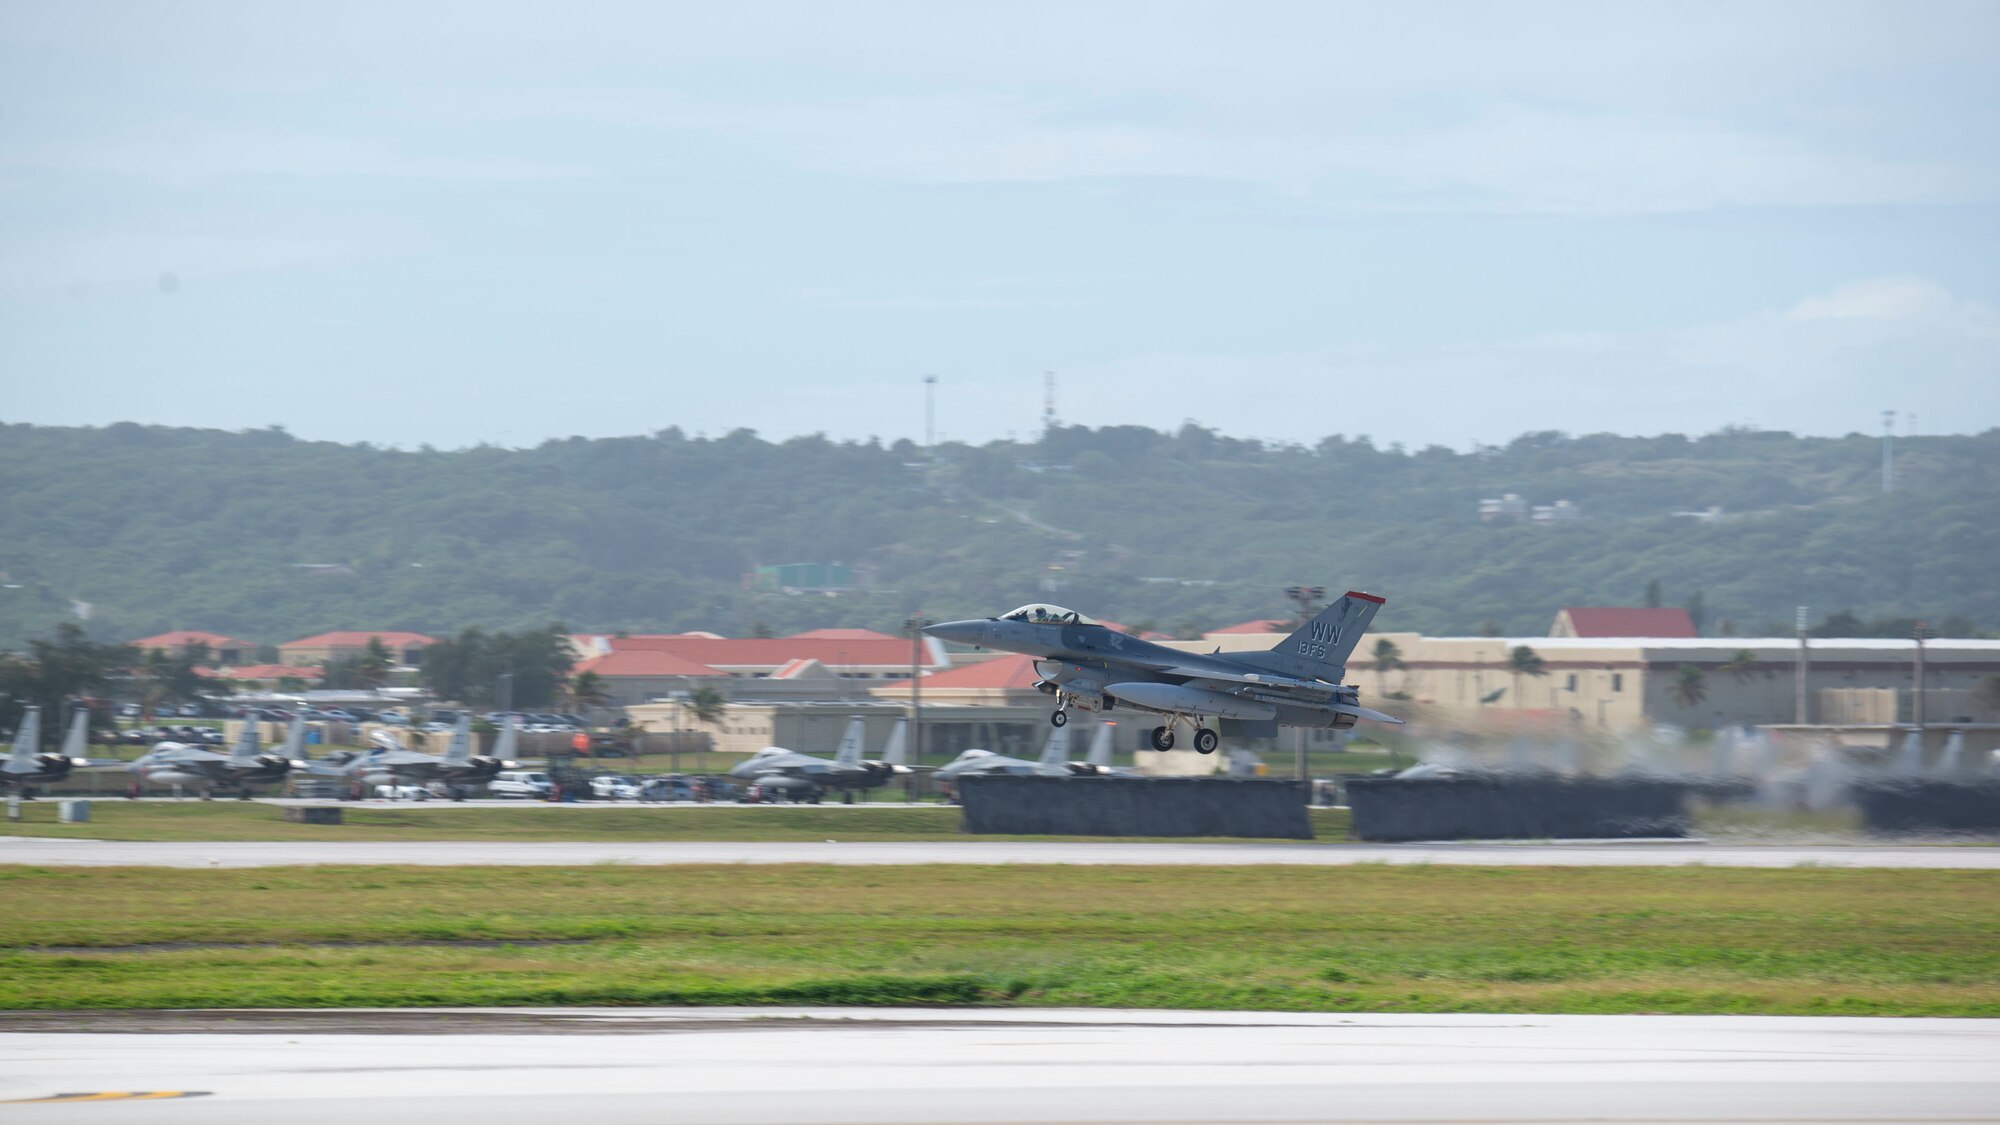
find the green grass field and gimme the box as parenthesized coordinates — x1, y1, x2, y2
(2, 865, 1995, 1014)
(0, 800, 1353, 842)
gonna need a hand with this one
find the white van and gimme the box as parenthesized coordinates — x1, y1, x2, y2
(488, 770, 553, 799)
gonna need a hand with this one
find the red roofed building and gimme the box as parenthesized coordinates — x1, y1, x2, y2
(129, 630, 259, 665)
(1204, 618, 1294, 638)
(875, 653, 1045, 695)
(571, 649, 728, 709)
(789, 627, 902, 642)
(1550, 607, 1698, 639)
(568, 633, 946, 680)
(203, 663, 323, 684)
(278, 631, 436, 667)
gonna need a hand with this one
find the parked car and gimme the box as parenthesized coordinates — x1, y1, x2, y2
(373, 783, 431, 800)
(590, 775, 642, 801)
(487, 770, 554, 799)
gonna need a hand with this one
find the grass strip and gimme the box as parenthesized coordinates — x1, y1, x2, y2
(2, 864, 1995, 1015)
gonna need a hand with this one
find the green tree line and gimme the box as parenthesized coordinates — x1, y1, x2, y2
(0, 421, 1995, 647)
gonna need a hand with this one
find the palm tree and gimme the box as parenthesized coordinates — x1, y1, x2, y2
(1507, 645, 1547, 707)
(1723, 649, 1759, 683)
(1974, 674, 2000, 718)
(1670, 663, 1708, 708)
(348, 637, 394, 691)
(564, 670, 610, 715)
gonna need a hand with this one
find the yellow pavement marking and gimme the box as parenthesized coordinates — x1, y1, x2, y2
(2, 1091, 207, 1103)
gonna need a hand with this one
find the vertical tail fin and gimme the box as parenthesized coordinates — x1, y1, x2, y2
(1038, 723, 1072, 769)
(229, 715, 261, 764)
(11, 705, 41, 765)
(443, 715, 473, 763)
(833, 716, 867, 767)
(281, 714, 308, 761)
(1275, 590, 1385, 679)
(60, 708, 90, 761)
(1087, 720, 1116, 769)
(492, 716, 519, 762)
(878, 717, 909, 767)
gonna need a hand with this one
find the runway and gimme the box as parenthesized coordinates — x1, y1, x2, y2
(4, 837, 1999, 867)
(4, 1008, 1995, 1123)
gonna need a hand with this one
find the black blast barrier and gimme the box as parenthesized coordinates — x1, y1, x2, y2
(956, 776, 1313, 839)
(1345, 776, 1697, 841)
(1852, 780, 2000, 835)
(282, 806, 343, 824)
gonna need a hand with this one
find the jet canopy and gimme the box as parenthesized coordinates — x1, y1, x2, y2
(998, 604, 1096, 626)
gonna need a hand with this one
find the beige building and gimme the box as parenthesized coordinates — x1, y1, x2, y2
(278, 631, 435, 668)
(1173, 628, 2000, 734)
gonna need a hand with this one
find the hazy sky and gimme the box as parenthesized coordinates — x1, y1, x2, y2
(4, 1, 1997, 449)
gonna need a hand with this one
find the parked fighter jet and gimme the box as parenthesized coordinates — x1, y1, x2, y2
(130, 714, 297, 798)
(934, 718, 1135, 780)
(3, 706, 98, 795)
(312, 714, 513, 798)
(729, 715, 910, 801)
(925, 592, 1401, 755)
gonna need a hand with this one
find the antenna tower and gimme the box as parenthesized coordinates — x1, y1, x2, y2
(1043, 370, 1058, 436)
(1881, 408, 1894, 493)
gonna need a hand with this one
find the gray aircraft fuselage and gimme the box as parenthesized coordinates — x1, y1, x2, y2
(924, 597, 1399, 744)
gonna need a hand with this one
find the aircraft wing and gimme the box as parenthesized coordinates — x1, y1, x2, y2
(1166, 666, 1333, 692)
(1171, 673, 1406, 725)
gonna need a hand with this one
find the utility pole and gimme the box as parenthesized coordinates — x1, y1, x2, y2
(1882, 409, 1895, 493)
(905, 614, 929, 777)
(1794, 606, 1810, 725)
(1043, 370, 1058, 437)
(1913, 621, 1932, 730)
(1282, 585, 1326, 626)
(923, 375, 938, 452)
(1282, 585, 1325, 785)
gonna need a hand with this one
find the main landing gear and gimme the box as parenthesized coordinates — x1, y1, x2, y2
(1150, 722, 1221, 755)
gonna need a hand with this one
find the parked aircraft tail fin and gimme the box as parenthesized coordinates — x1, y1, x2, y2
(442, 715, 473, 763)
(229, 716, 261, 764)
(1086, 721, 1116, 769)
(833, 716, 868, 767)
(281, 714, 308, 760)
(60, 708, 89, 760)
(1275, 591, 1384, 678)
(10, 705, 41, 766)
(1038, 723, 1072, 768)
(492, 716, 519, 762)
(878, 717, 909, 767)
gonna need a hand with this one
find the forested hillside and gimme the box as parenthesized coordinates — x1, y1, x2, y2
(1, 421, 1995, 648)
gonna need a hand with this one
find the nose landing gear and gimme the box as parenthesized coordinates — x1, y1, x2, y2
(1050, 708, 1068, 728)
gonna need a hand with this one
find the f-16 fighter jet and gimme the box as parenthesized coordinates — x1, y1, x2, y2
(729, 715, 910, 800)
(925, 592, 1401, 755)
(3, 706, 100, 795)
(313, 714, 513, 798)
(130, 714, 298, 798)
(934, 719, 1135, 780)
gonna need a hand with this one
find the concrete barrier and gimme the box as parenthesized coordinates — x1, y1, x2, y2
(57, 799, 91, 823)
(1852, 780, 2000, 835)
(282, 806, 344, 825)
(956, 776, 1312, 839)
(1345, 775, 1697, 842)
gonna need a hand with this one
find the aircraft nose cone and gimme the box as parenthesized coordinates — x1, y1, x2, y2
(923, 619, 988, 645)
